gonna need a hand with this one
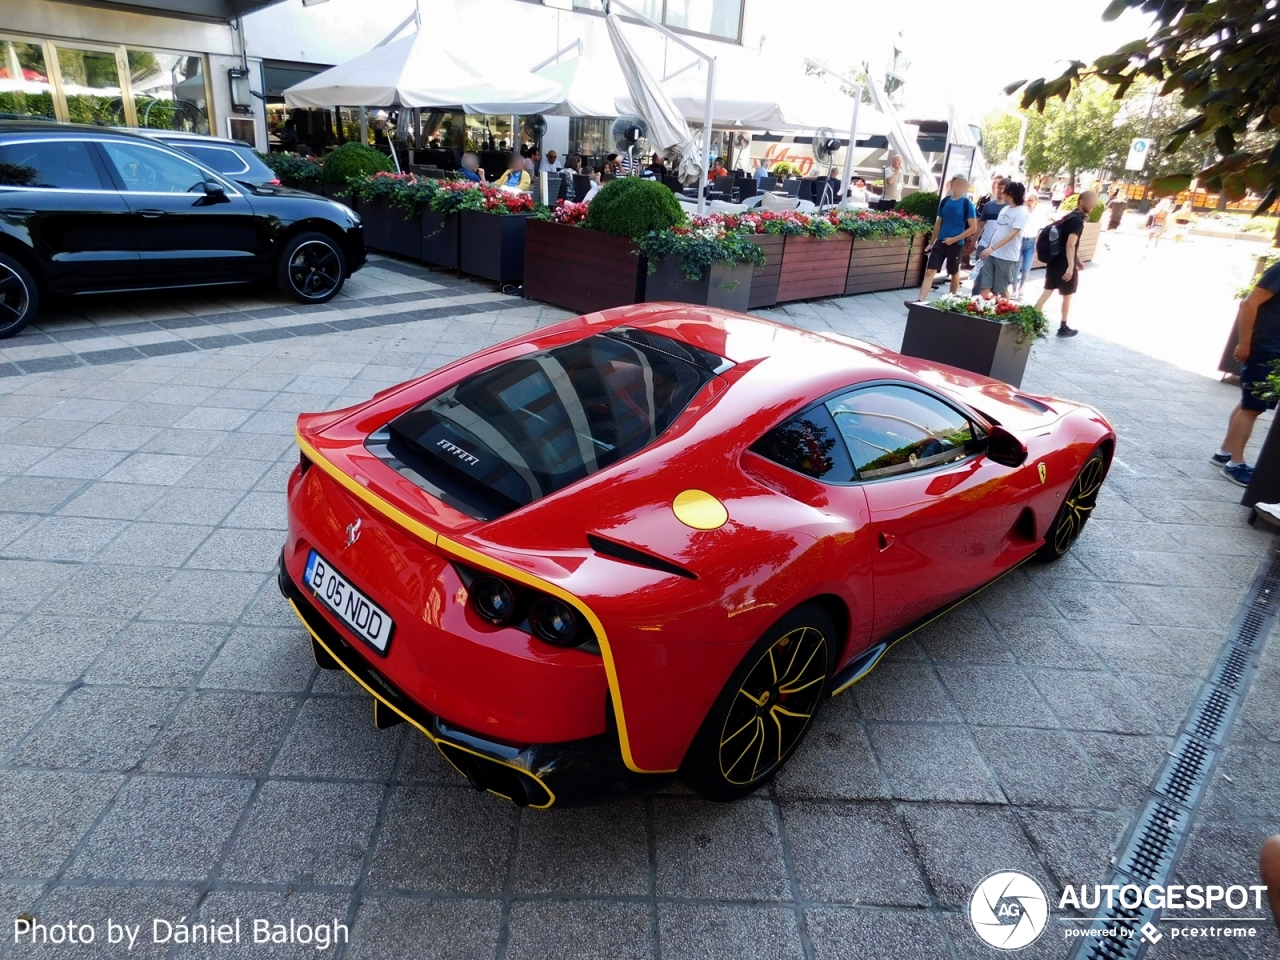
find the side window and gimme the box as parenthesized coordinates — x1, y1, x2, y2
(0, 140, 103, 190)
(750, 403, 854, 482)
(181, 145, 249, 176)
(99, 141, 207, 193)
(828, 385, 979, 480)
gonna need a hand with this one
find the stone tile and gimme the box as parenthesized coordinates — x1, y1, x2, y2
(183, 890, 353, 959)
(0, 511, 37, 547)
(0, 681, 63, 755)
(186, 528, 286, 572)
(916, 610, 1014, 662)
(139, 569, 265, 623)
(783, 800, 928, 905)
(1116, 671, 1203, 735)
(85, 622, 227, 687)
(1075, 732, 1170, 809)
(144, 692, 297, 774)
(67, 776, 253, 881)
(142, 486, 245, 525)
(0, 770, 123, 876)
(13, 686, 182, 769)
(1028, 669, 1163, 734)
(943, 911, 1073, 960)
(31, 885, 199, 959)
(347, 897, 500, 960)
(365, 786, 515, 893)
(653, 796, 789, 900)
(95, 521, 213, 567)
(55, 481, 166, 519)
(774, 711, 890, 801)
(0, 475, 86, 513)
(5, 515, 125, 562)
(936, 665, 1060, 728)
(972, 727, 1114, 808)
(222, 491, 287, 530)
(513, 800, 649, 895)
(505, 901, 653, 960)
(271, 697, 403, 780)
(1112, 584, 1238, 630)
(903, 805, 1055, 908)
(201, 626, 316, 693)
(101, 452, 202, 485)
(807, 908, 953, 960)
(852, 662, 960, 723)
(867, 723, 1004, 803)
(39, 564, 170, 618)
(658, 904, 804, 960)
(0, 616, 125, 681)
(1018, 808, 1129, 890)
(24, 447, 127, 480)
(220, 779, 383, 885)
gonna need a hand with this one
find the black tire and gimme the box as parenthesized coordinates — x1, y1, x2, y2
(0, 253, 39, 339)
(680, 604, 835, 802)
(1036, 449, 1107, 561)
(276, 231, 347, 304)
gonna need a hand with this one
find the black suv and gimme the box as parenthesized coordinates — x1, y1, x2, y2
(0, 122, 365, 338)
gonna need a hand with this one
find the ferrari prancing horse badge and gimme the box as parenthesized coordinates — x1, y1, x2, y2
(1038, 463, 1047, 484)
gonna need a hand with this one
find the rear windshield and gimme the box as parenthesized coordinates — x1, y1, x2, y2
(372, 330, 722, 520)
(178, 143, 274, 180)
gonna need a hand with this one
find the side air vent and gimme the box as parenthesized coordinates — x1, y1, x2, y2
(587, 534, 697, 580)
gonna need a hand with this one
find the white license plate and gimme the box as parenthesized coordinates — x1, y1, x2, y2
(305, 550, 394, 654)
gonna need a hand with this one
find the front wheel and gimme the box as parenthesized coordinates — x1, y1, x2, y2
(0, 253, 39, 339)
(680, 605, 834, 802)
(276, 231, 347, 304)
(1037, 449, 1107, 561)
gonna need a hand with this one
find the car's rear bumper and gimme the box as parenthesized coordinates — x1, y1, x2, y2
(277, 555, 671, 807)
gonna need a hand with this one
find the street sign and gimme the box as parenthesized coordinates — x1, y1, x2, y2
(1125, 138, 1152, 171)
(940, 143, 977, 189)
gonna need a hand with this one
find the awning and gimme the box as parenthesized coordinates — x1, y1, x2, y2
(283, 32, 565, 113)
(62, 0, 288, 23)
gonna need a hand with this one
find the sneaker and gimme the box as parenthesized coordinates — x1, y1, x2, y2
(1222, 463, 1254, 487)
(1256, 502, 1280, 523)
(1056, 325, 1079, 338)
(1209, 451, 1232, 466)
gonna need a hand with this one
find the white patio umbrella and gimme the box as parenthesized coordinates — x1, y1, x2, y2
(536, 55, 630, 119)
(283, 31, 565, 113)
(604, 12, 704, 188)
(865, 66, 937, 192)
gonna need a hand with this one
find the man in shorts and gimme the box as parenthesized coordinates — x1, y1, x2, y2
(910, 176, 977, 304)
(975, 181, 1028, 296)
(1212, 258, 1280, 486)
(1034, 190, 1095, 338)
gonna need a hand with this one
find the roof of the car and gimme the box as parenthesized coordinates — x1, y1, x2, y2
(129, 129, 254, 148)
(0, 121, 154, 141)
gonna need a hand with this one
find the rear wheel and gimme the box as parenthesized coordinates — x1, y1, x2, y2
(680, 605, 834, 802)
(1037, 449, 1107, 561)
(0, 253, 38, 339)
(276, 231, 346, 304)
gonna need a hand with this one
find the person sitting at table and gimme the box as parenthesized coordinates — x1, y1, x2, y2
(845, 178, 870, 205)
(492, 153, 531, 192)
(459, 152, 485, 183)
(707, 157, 727, 182)
(649, 152, 667, 177)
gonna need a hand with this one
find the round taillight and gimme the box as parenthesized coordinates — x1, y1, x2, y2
(471, 576, 517, 624)
(529, 597, 580, 646)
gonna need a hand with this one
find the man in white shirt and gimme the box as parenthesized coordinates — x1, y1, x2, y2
(975, 181, 1029, 296)
(881, 155, 904, 210)
(543, 150, 563, 174)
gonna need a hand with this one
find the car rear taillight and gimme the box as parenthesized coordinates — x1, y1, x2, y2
(269, 178, 281, 185)
(529, 597, 580, 647)
(456, 565, 595, 650)
(471, 576, 517, 625)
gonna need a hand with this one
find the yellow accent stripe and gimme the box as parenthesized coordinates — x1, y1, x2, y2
(288, 598, 557, 809)
(295, 430, 674, 776)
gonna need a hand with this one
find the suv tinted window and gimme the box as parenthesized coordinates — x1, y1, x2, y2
(99, 140, 207, 193)
(0, 140, 103, 190)
(378, 331, 720, 518)
(751, 404, 854, 482)
(178, 144, 274, 181)
(829, 385, 979, 479)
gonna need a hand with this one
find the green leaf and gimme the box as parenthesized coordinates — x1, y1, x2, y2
(1255, 187, 1276, 217)
(1244, 164, 1273, 193)
(1103, 0, 1131, 21)
(1002, 80, 1026, 96)
(1214, 124, 1236, 155)
(1149, 173, 1193, 196)
(1222, 172, 1248, 202)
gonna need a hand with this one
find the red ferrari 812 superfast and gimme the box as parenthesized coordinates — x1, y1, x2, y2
(279, 304, 1114, 807)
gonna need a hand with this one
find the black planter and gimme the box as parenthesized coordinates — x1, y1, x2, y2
(322, 182, 357, 211)
(383, 204, 423, 260)
(645, 257, 753, 311)
(358, 197, 389, 251)
(421, 210, 460, 270)
(460, 211, 528, 283)
(899, 302, 1033, 387)
(1243, 414, 1280, 507)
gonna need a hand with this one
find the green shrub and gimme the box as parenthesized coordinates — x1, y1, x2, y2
(771, 162, 795, 176)
(1059, 194, 1079, 212)
(1086, 201, 1106, 223)
(897, 191, 940, 219)
(585, 177, 684, 241)
(259, 152, 323, 185)
(321, 142, 393, 184)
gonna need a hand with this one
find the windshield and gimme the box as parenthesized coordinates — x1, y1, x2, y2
(373, 330, 722, 519)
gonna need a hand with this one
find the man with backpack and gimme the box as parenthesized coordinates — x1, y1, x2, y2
(911, 175, 977, 304)
(1034, 191, 1096, 338)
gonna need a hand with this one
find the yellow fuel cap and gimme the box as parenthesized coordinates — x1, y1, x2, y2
(672, 489, 729, 530)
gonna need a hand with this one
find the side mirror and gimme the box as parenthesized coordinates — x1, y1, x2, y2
(986, 424, 1028, 468)
(203, 180, 227, 200)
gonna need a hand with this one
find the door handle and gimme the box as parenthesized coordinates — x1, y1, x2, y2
(138, 209, 166, 218)
(4, 209, 36, 217)
(878, 532, 896, 551)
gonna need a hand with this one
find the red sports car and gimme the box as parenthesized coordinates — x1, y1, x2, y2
(279, 304, 1114, 807)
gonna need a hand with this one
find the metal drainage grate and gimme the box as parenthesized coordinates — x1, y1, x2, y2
(1070, 548, 1280, 960)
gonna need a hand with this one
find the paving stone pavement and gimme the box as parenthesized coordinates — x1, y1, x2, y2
(0, 252, 1277, 959)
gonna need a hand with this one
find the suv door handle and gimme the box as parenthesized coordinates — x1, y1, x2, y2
(138, 209, 166, 218)
(878, 532, 896, 551)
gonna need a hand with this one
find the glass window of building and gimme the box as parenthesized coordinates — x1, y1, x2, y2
(54, 45, 128, 127)
(0, 40, 56, 120)
(127, 50, 210, 134)
(571, 0, 743, 41)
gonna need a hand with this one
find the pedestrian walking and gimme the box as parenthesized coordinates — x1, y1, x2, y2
(1106, 188, 1128, 230)
(1013, 191, 1049, 299)
(1211, 258, 1280, 487)
(976, 181, 1028, 297)
(1034, 190, 1095, 337)
(910, 175, 977, 303)
(1147, 197, 1173, 246)
(1050, 180, 1065, 209)
(1173, 200, 1195, 242)
(881, 155, 904, 211)
(971, 178, 1008, 293)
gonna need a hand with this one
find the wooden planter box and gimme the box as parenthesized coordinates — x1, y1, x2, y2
(1077, 220, 1102, 263)
(645, 257, 754, 312)
(421, 210, 460, 270)
(903, 234, 928, 289)
(746, 234, 785, 310)
(899, 302, 1033, 387)
(460, 210, 530, 284)
(844, 235, 913, 295)
(776, 233, 853, 303)
(523, 220, 644, 314)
